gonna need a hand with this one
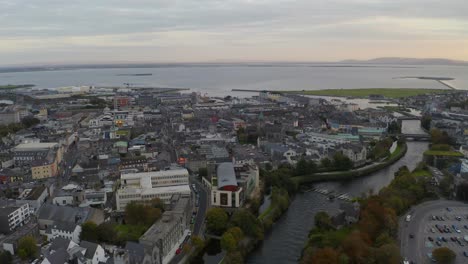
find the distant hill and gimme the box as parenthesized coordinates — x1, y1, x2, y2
(339, 57, 468, 66)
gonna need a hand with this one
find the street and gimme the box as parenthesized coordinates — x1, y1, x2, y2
(169, 175, 209, 264)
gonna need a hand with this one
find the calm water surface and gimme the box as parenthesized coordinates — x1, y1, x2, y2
(247, 121, 428, 264)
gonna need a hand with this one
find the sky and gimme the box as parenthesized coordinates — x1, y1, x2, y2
(1, 0, 468, 65)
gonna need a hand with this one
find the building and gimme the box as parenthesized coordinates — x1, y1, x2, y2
(31, 152, 59, 179)
(0, 107, 20, 125)
(116, 168, 190, 211)
(203, 162, 259, 208)
(0, 202, 30, 234)
(340, 143, 368, 166)
(16, 186, 48, 214)
(45, 222, 82, 244)
(139, 194, 191, 264)
(13, 142, 62, 167)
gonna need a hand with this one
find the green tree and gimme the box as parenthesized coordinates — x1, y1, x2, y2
(221, 232, 237, 252)
(421, 114, 431, 131)
(125, 202, 162, 226)
(206, 208, 228, 235)
(333, 152, 353, 170)
(21, 116, 40, 128)
(314, 212, 334, 230)
(150, 197, 165, 211)
(97, 222, 117, 243)
(0, 251, 12, 264)
(321, 158, 332, 168)
(432, 247, 456, 264)
(295, 159, 308, 176)
(230, 209, 264, 239)
(368, 243, 401, 264)
(81, 221, 98, 242)
(17, 236, 38, 260)
(225, 251, 244, 264)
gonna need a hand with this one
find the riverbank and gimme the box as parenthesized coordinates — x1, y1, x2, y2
(282, 88, 450, 98)
(292, 142, 407, 185)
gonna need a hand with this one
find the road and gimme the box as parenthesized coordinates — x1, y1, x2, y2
(399, 200, 468, 264)
(169, 175, 210, 264)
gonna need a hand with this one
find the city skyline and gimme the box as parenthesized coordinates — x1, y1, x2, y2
(1, 0, 468, 65)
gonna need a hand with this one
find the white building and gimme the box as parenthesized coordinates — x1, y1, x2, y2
(46, 223, 82, 244)
(203, 162, 259, 208)
(116, 168, 190, 211)
(0, 203, 30, 234)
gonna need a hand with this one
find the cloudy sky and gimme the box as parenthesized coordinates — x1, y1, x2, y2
(1, 0, 468, 65)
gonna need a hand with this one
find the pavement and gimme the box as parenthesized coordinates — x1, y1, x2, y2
(399, 200, 468, 264)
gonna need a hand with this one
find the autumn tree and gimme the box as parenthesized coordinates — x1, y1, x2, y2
(17, 236, 38, 260)
(432, 247, 456, 264)
(342, 231, 370, 263)
(206, 208, 228, 235)
(310, 247, 340, 264)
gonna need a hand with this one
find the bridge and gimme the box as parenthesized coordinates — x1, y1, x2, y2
(388, 133, 430, 141)
(397, 116, 420, 121)
(401, 133, 430, 141)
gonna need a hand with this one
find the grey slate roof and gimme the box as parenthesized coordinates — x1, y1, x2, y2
(81, 240, 99, 259)
(217, 162, 238, 189)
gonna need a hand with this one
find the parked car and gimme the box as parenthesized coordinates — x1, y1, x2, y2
(464, 251, 468, 257)
(447, 207, 452, 212)
(428, 237, 434, 241)
(436, 241, 442, 246)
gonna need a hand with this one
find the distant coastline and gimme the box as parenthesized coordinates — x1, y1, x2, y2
(116, 73, 153, 76)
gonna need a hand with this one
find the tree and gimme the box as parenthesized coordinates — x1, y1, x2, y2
(295, 159, 308, 176)
(221, 232, 237, 252)
(97, 222, 117, 243)
(333, 152, 353, 170)
(321, 158, 332, 168)
(342, 231, 370, 263)
(421, 114, 431, 131)
(314, 212, 334, 230)
(368, 243, 401, 264)
(0, 251, 12, 264)
(81, 221, 98, 242)
(206, 208, 228, 235)
(310, 247, 340, 264)
(150, 197, 165, 211)
(230, 209, 264, 240)
(21, 116, 40, 128)
(432, 247, 456, 264)
(225, 251, 244, 264)
(125, 202, 162, 226)
(17, 236, 38, 260)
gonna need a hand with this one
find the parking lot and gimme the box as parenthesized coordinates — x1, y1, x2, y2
(400, 200, 468, 264)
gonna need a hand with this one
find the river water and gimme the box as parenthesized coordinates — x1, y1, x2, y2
(247, 120, 428, 264)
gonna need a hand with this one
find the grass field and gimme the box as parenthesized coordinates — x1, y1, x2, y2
(0, 84, 35, 89)
(115, 224, 148, 241)
(423, 150, 464, 157)
(283, 88, 450, 98)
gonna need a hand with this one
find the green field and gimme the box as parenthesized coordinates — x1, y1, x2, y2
(0, 84, 35, 89)
(423, 150, 464, 157)
(283, 88, 450, 98)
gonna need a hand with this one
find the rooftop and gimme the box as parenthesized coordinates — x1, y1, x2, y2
(217, 162, 238, 189)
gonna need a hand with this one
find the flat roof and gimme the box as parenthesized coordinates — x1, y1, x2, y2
(121, 169, 189, 180)
(119, 184, 191, 195)
(14, 142, 58, 151)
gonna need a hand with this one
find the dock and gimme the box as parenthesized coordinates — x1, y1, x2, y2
(304, 187, 353, 202)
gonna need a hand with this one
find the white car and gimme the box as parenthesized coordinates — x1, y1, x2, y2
(406, 215, 411, 222)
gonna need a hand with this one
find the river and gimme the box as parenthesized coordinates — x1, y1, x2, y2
(247, 120, 429, 264)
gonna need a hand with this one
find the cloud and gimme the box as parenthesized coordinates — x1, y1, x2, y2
(0, 0, 467, 64)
